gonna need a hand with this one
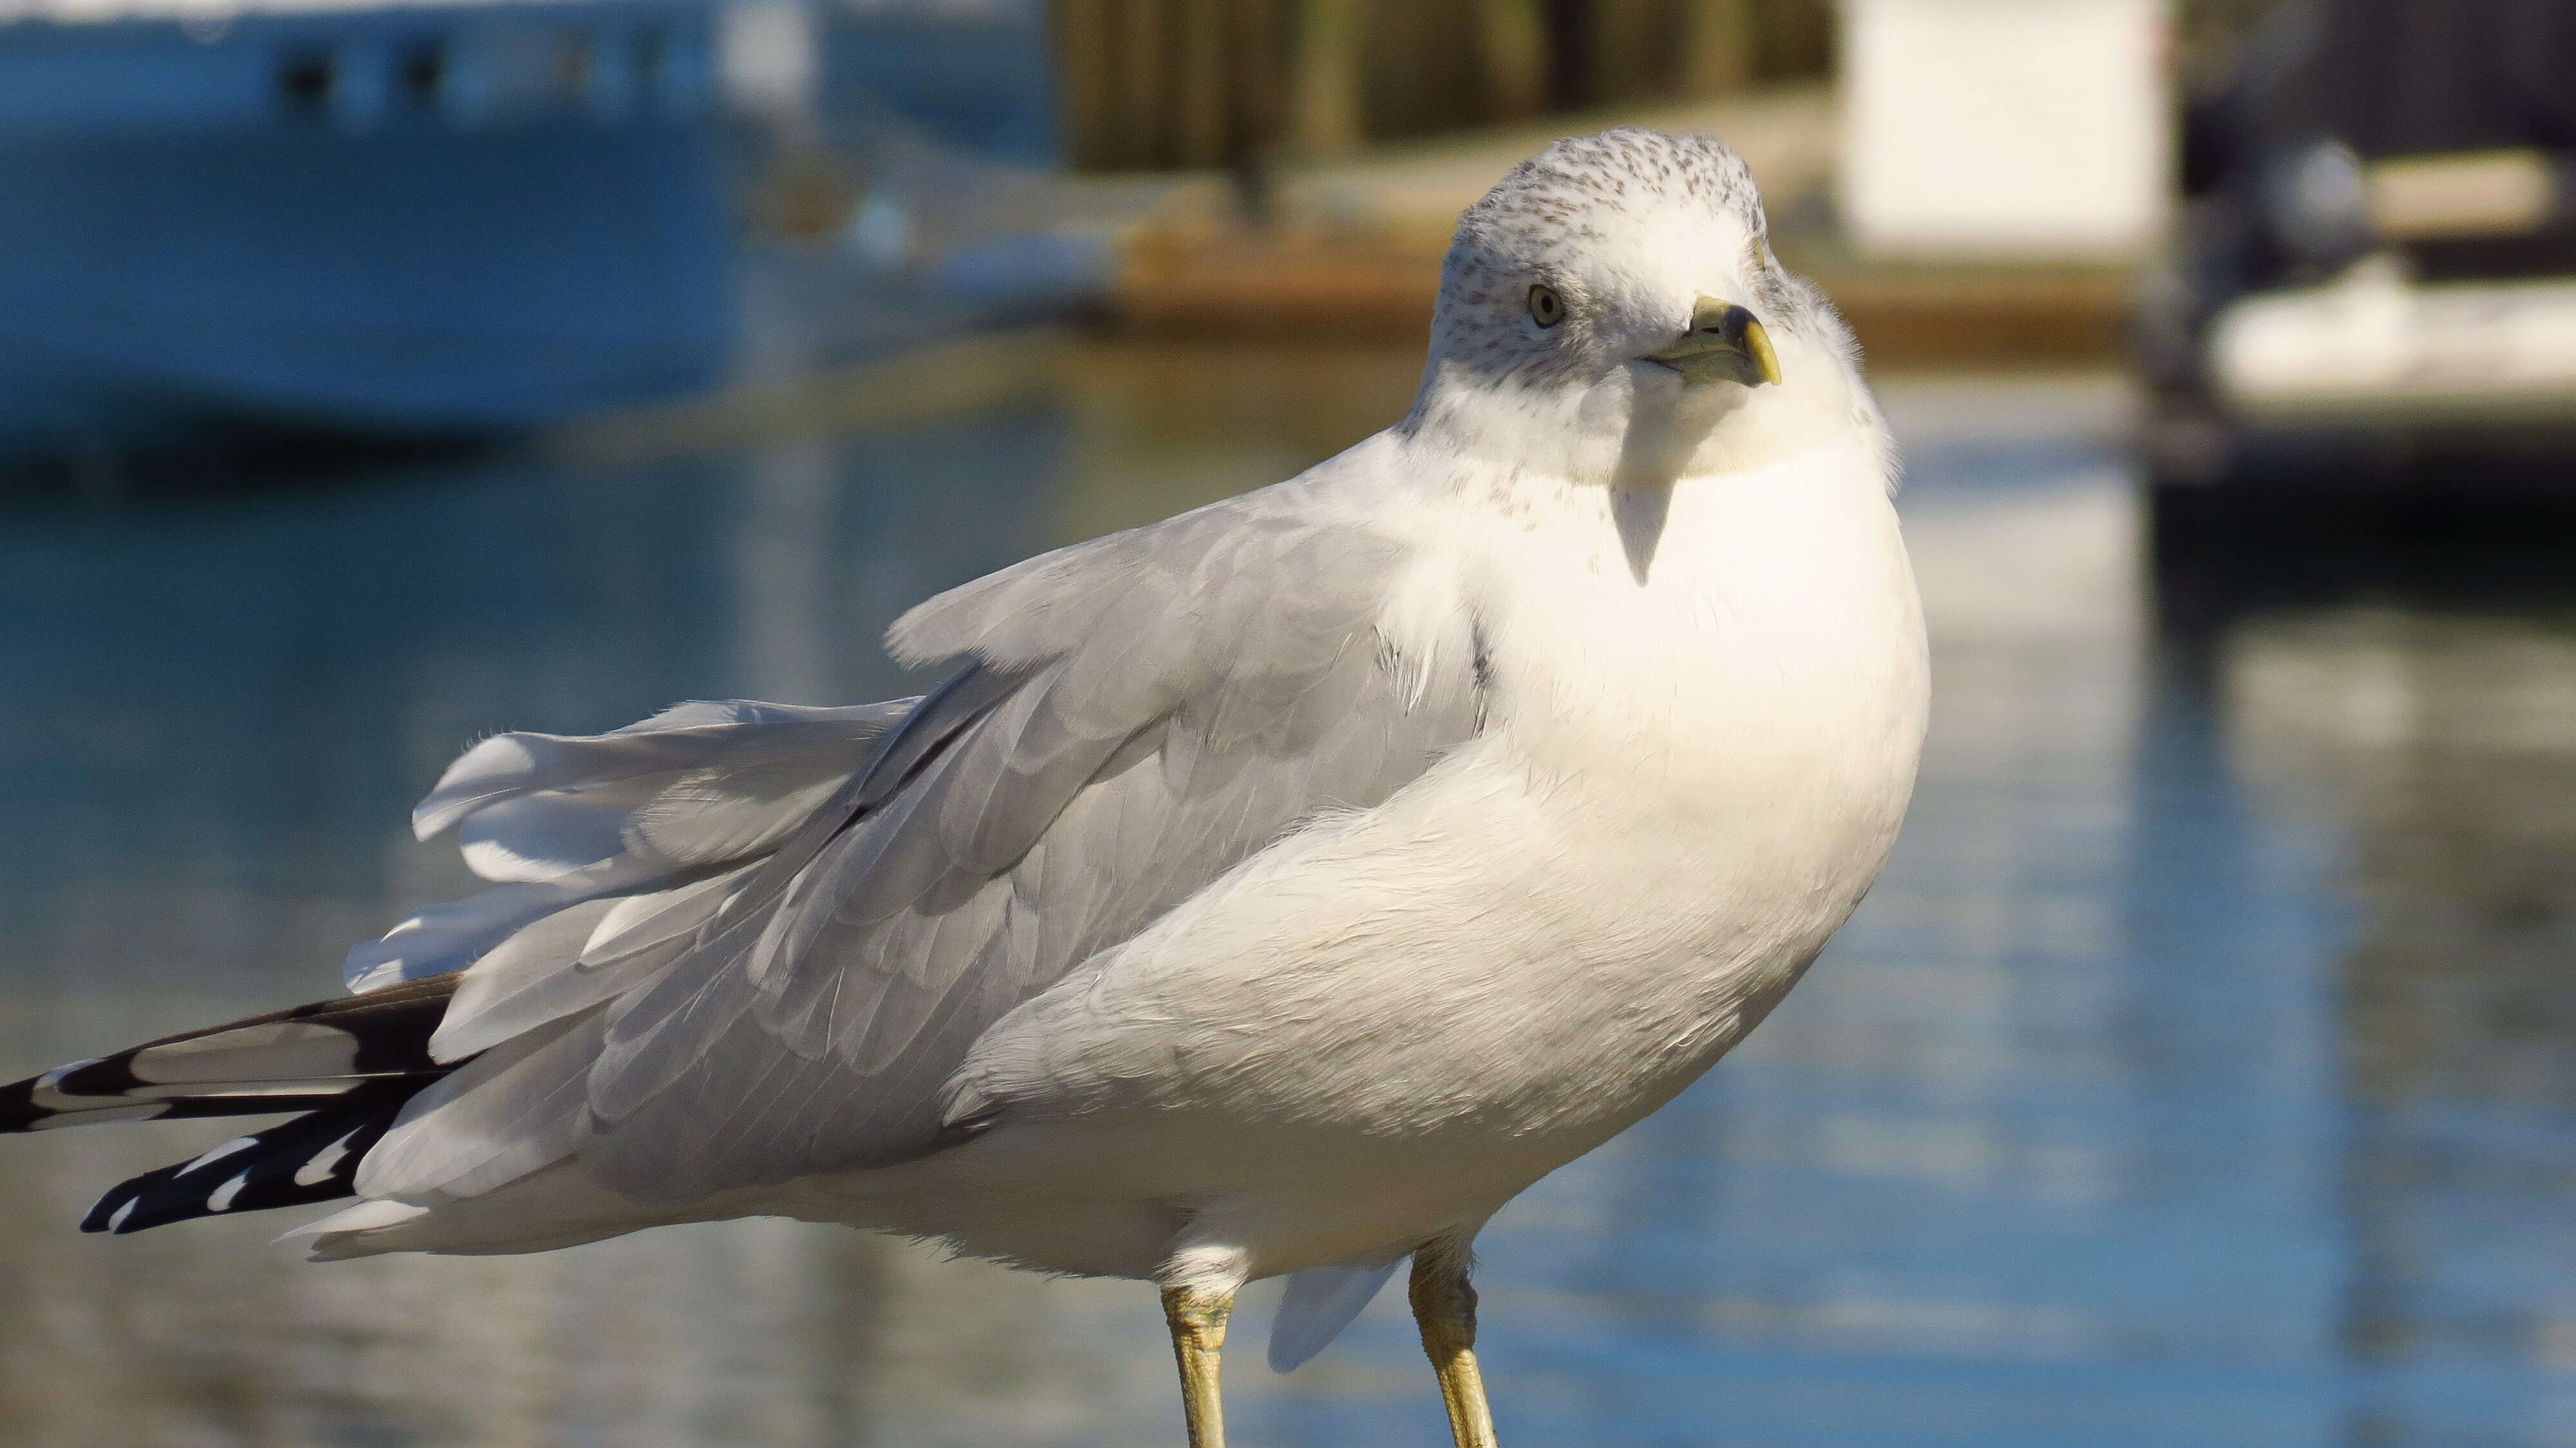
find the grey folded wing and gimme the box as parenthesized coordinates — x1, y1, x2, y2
(365, 486, 1484, 1210)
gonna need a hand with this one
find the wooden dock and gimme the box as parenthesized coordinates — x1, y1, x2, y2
(1103, 86, 2133, 366)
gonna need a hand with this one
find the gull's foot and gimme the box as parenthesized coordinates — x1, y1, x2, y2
(1410, 1236, 1501, 1448)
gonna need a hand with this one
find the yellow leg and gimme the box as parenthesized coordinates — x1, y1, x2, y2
(1162, 1282, 1234, 1448)
(1410, 1239, 1501, 1448)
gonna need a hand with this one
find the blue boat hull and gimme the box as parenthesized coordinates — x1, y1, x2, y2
(0, 0, 743, 456)
(0, 0, 1067, 462)
(0, 119, 732, 448)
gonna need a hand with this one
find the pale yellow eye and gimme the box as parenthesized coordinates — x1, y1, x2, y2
(1527, 284, 1564, 328)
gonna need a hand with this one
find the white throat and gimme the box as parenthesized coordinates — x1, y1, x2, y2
(1402, 327, 1878, 498)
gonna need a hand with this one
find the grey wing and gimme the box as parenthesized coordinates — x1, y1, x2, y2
(575, 490, 1484, 1205)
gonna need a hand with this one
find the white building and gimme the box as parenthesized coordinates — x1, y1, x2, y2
(1840, 0, 2172, 262)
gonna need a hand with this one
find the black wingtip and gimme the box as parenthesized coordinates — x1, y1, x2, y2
(0, 1072, 43, 1134)
(79, 1103, 406, 1235)
(3, 975, 463, 1138)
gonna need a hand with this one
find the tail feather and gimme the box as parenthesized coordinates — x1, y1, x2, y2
(4, 976, 462, 1234)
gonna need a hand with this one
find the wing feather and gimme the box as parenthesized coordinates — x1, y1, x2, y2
(575, 487, 1481, 1206)
(346, 701, 910, 992)
(359, 1012, 602, 1201)
(340, 480, 1477, 1215)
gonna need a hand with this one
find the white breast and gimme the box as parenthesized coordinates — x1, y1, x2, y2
(1439, 434, 1926, 893)
(988, 439, 1926, 1143)
(1457, 437, 1926, 1038)
(895, 438, 1927, 1282)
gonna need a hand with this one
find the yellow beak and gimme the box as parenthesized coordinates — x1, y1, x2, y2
(1643, 296, 1782, 387)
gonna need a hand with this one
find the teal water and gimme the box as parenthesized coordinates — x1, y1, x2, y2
(1, 356, 2571, 1448)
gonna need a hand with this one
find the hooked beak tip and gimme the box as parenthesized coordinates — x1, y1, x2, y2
(1644, 298, 1782, 388)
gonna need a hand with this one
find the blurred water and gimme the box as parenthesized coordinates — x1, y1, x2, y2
(1, 353, 2572, 1448)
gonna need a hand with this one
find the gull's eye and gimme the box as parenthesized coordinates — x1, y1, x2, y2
(1526, 284, 1564, 329)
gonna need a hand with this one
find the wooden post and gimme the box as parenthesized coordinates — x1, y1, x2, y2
(1227, 0, 1289, 222)
(1175, 0, 1230, 166)
(1680, 0, 1759, 97)
(1049, 0, 1115, 169)
(1472, 0, 1548, 121)
(1586, 0, 1662, 107)
(1287, 0, 1365, 159)
(1113, 0, 1172, 168)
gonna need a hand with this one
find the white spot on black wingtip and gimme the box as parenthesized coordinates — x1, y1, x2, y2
(207, 1172, 252, 1214)
(294, 1129, 363, 1188)
(180, 1136, 260, 1176)
(77, 1096, 412, 1235)
(32, 976, 462, 1229)
(23, 1058, 111, 1117)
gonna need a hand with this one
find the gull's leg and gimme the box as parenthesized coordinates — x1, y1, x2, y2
(1161, 1282, 1235, 1448)
(1410, 1237, 1501, 1448)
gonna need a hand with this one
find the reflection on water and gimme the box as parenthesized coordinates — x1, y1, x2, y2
(1, 357, 2572, 1447)
(2210, 560, 2576, 1445)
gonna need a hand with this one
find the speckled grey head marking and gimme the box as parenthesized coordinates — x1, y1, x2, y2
(1426, 127, 1813, 388)
(1459, 127, 1765, 256)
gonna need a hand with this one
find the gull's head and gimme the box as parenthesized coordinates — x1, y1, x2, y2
(1411, 128, 1872, 482)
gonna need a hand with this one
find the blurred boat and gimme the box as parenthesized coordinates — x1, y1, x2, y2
(0, 0, 1070, 464)
(2137, 0, 2576, 524)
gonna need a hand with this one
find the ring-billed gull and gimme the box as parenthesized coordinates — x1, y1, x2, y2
(3, 128, 1925, 1447)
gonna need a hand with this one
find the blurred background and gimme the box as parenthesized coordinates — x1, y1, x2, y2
(3, 1, 2575, 1445)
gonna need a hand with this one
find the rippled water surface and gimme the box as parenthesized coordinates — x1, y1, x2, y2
(3, 349, 2573, 1448)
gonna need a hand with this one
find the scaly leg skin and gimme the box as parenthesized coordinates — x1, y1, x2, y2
(1410, 1237, 1501, 1448)
(1162, 1282, 1234, 1448)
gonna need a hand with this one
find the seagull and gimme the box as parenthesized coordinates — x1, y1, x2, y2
(1, 128, 1924, 1447)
